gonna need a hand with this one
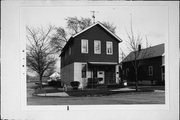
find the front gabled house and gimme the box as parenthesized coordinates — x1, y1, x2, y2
(60, 21, 122, 89)
(121, 43, 165, 85)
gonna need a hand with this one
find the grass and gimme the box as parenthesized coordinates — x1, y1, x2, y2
(28, 82, 164, 97)
(129, 85, 165, 91)
(33, 87, 155, 97)
(27, 82, 165, 105)
(27, 91, 165, 105)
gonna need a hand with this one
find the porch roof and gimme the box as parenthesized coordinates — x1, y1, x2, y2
(88, 62, 118, 65)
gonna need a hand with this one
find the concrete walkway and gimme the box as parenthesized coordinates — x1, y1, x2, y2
(35, 88, 137, 97)
(110, 87, 136, 92)
(36, 92, 69, 97)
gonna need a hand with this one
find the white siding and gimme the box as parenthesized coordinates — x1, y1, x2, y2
(74, 62, 82, 82)
(87, 71, 92, 78)
(74, 62, 88, 89)
(61, 62, 89, 89)
(162, 55, 165, 65)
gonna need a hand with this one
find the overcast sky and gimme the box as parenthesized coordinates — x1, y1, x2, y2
(22, 4, 168, 65)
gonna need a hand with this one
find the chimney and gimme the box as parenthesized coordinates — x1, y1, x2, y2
(138, 44, 141, 51)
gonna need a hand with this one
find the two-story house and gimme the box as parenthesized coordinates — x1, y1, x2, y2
(60, 21, 122, 88)
(121, 43, 165, 85)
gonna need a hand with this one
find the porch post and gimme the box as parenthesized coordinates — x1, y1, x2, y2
(115, 65, 120, 84)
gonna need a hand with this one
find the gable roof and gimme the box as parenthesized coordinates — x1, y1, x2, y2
(122, 43, 164, 63)
(72, 21, 122, 42)
(60, 21, 122, 56)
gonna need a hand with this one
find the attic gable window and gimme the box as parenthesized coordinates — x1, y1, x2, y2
(106, 41, 113, 55)
(94, 40, 101, 54)
(81, 39, 88, 53)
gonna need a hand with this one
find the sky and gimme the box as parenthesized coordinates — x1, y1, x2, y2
(22, 4, 168, 74)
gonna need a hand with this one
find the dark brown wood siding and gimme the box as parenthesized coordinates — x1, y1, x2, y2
(73, 25, 119, 63)
(61, 25, 119, 68)
(122, 56, 163, 85)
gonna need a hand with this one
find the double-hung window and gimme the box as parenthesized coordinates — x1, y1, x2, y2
(148, 66, 153, 76)
(106, 41, 113, 55)
(81, 39, 88, 53)
(94, 40, 101, 54)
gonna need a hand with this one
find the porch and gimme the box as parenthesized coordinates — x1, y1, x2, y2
(82, 62, 119, 88)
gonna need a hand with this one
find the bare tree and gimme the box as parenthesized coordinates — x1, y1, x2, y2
(127, 27, 142, 91)
(26, 25, 57, 89)
(125, 25, 151, 91)
(123, 13, 151, 91)
(101, 21, 116, 34)
(50, 27, 68, 53)
(66, 17, 92, 35)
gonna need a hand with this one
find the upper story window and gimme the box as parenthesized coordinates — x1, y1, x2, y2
(106, 41, 113, 55)
(81, 39, 88, 53)
(94, 40, 101, 54)
(148, 66, 153, 76)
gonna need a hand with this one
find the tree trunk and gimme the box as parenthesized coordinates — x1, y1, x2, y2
(135, 68, 138, 91)
(134, 59, 138, 92)
(39, 75, 43, 89)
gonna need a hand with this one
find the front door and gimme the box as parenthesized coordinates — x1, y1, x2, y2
(97, 71, 105, 84)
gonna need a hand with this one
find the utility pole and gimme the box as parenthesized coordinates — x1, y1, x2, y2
(90, 11, 98, 24)
(130, 13, 133, 36)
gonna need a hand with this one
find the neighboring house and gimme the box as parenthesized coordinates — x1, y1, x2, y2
(49, 72, 60, 81)
(60, 21, 122, 88)
(121, 43, 165, 85)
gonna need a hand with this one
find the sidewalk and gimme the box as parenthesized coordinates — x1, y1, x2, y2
(35, 87, 136, 97)
(35, 92, 69, 97)
(110, 87, 136, 92)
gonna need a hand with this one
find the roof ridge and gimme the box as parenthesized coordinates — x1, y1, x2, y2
(72, 21, 122, 42)
(60, 21, 123, 56)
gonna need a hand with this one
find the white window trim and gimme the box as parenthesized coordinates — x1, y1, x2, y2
(81, 39, 88, 53)
(94, 40, 101, 54)
(148, 66, 153, 76)
(106, 41, 113, 55)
